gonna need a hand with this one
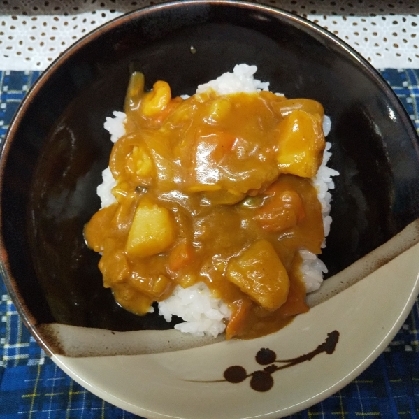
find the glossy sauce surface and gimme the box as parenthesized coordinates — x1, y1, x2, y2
(84, 73, 326, 339)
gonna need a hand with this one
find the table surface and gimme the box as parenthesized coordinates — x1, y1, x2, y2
(0, 0, 419, 70)
(1, 2, 419, 418)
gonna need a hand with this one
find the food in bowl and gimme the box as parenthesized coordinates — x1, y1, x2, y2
(84, 64, 338, 339)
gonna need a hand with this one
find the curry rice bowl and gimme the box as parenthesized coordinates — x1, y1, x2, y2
(96, 64, 338, 338)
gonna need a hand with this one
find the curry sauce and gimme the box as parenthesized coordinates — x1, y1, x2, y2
(84, 72, 326, 339)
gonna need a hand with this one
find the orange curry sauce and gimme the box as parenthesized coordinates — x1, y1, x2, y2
(84, 72, 326, 339)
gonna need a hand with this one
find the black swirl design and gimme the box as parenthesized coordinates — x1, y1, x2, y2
(223, 330, 340, 392)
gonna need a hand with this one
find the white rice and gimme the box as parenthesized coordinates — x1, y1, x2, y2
(196, 64, 270, 94)
(299, 140, 339, 293)
(158, 282, 231, 337)
(97, 167, 117, 208)
(99, 64, 338, 336)
(103, 111, 127, 144)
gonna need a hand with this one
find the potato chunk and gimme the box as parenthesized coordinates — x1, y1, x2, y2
(277, 109, 325, 178)
(126, 200, 175, 257)
(226, 239, 290, 310)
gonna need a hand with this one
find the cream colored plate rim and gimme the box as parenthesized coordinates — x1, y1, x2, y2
(52, 241, 419, 419)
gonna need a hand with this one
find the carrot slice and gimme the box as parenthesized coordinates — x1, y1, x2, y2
(225, 298, 253, 340)
(168, 240, 194, 271)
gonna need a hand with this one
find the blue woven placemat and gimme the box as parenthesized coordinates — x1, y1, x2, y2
(1, 69, 419, 418)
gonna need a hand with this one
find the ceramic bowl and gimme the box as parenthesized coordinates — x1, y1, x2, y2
(1, 1, 419, 418)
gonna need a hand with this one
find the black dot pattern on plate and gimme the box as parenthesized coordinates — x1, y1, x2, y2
(221, 330, 340, 392)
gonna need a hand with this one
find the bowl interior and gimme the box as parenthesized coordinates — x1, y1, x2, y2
(2, 1, 419, 335)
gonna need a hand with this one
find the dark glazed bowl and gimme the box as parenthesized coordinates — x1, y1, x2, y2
(1, 1, 419, 417)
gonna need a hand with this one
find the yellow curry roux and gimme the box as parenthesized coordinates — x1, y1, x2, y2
(84, 72, 326, 339)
